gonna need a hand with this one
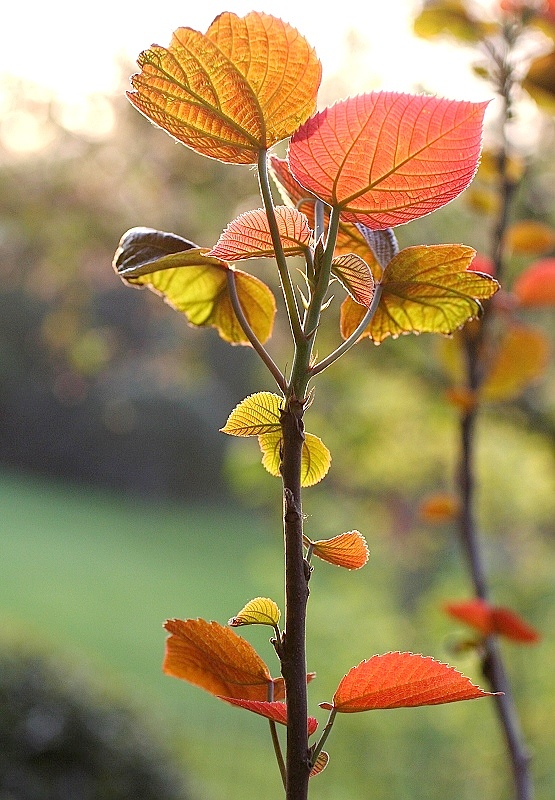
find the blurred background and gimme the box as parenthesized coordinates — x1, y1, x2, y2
(1, 1, 554, 799)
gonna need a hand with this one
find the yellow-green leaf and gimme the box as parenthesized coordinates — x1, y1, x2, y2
(229, 597, 281, 627)
(258, 430, 283, 478)
(123, 261, 276, 345)
(413, 0, 494, 42)
(128, 12, 322, 164)
(258, 431, 331, 486)
(341, 245, 499, 344)
(221, 392, 283, 437)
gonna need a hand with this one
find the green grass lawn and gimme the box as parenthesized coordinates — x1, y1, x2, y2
(2, 467, 553, 800)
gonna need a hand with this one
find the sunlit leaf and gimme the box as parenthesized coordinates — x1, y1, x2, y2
(480, 324, 550, 401)
(163, 618, 277, 700)
(320, 652, 493, 712)
(128, 12, 322, 164)
(506, 220, 555, 254)
(221, 392, 282, 436)
(310, 751, 329, 777)
(308, 531, 369, 570)
(444, 599, 541, 643)
(419, 493, 460, 523)
(269, 155, 381, 266)
(331, 254, 375, 307)
(219, 698, 319, 735)
(258, 431, 331, 486)
(208, 207, 312, 261)
(120, 257, 276, 345)
(289, 93, 488, 229)
(413, 0, 492, 42)
(523, 51, 555, 112)
(229, 597, 281, 628)
(340, 245, 498, 344)
(513, 258, 555, 306)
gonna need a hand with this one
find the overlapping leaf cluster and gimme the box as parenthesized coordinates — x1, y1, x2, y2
(113, 10, 504, 792)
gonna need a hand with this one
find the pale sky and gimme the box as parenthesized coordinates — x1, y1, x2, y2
(2, 0, 491, 103)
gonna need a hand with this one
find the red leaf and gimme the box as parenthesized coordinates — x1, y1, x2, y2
(444, 599, 494, 636)
(444, 600, 541, 643)
(218, 698, 318, 735)
(320, 652, 493, 712)
(513, 258, 555, 307)
(288, 92, 488, 228)
(491, 608, 542, 644)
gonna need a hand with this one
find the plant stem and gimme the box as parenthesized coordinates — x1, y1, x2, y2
(269, 720, 287, 789)
(258, 149, 304, 345)
(457, 397, 533, 800)
(309, 284, 383, 378)
(280, 400, 311, 800)
(226, 269, 287, 393)
(455, 31, 533, 796)
(309, 708, 337, 769)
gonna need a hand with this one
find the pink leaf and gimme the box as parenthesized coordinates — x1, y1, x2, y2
(288, 92, 488, 228)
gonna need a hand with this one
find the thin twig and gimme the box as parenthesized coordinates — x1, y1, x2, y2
(309, 284, 383, 378)
(258, 149, 304, 345)
(226, 269, 287, 393)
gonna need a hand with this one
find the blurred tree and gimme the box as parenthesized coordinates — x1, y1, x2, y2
(0, 75, 261, 500)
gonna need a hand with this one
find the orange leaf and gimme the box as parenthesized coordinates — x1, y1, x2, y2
(320, 652, 493, 712)
(208, 207, 312, 261)
(419, 493, 460, 523)
(218, 699, 318, 735)
(444, 600, 541, 643)
(289, 93, 488, 228)
(309, 531, 369, 570)
(163, 618, 277, 700)
(128, 12, 321, 164)
(480, 323, 550, 401)
(505, 220, 555, 255)
(513, 258, 555, 307)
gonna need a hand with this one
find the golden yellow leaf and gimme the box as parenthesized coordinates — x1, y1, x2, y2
(125, 262, 276, 345)
(229, 597, 281, 628)
(128, 12, 321, 164)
